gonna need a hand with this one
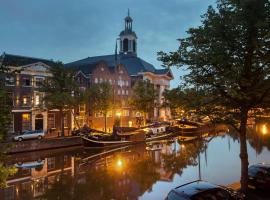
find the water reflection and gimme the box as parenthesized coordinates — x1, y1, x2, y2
(1, 124, 270, 199)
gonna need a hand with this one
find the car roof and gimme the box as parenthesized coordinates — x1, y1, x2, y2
(251, 163, 270, 169)
(173, 180, 220, 198)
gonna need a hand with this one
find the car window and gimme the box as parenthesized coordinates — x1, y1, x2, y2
(167, 191, 186, 200)
(191, 189, 232, 200)
(248, 166, 260, 176)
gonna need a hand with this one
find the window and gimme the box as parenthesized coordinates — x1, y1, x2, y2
(126, 90, 129, 95)
(94, 78, 98, 83)
(22, 77, 31, 87)
(99, 78, 103, 83)
(107, 111, 112, 117)
(35, 77, 44, 87)
(47, 157, 55, 170)
(79, 104, 85, 112)
(35, 93, 43, 106)
(126, 81, 129, 86)
(122, 90, 125, 95)
(5, 75, 15, 86)
(95, 112, 103, 118)
(123, 38, 128, 52)
(64, 114, 68, 128)
(22, 113, 31, 131)
(109, 79, 112, 84)
(48, 113, 55, 129)
(118, 90, 121, 95)
(123, 110, 129, 116)
(22, 95, 31, 106)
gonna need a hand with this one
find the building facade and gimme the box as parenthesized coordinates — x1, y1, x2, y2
(66, 12, 174, 131)
(0, 53, 72, 136)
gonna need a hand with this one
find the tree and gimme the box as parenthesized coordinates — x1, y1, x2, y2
(0, 59, 17, 187)
(87, 82, 113, 133)
(130, 80, 158, 126)
(40, 62, 81, 137)
(158, 0, 270, 193)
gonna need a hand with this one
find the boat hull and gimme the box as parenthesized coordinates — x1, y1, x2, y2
(82, 137, 136, 148)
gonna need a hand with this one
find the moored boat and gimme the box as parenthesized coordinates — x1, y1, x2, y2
(82, 137, 136, 148)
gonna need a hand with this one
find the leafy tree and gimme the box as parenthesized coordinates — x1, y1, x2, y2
(130, 80, 158, 126)
(0, 59, 17, 188)
(87, 82, 113, 133)
(158, 0, 270, 193)
(40, 62, 82, 137)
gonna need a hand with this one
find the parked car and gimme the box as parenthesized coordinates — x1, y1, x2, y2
(248, 163, 270, 190)
(13, 130, 45, 141)
(165, 180, 245, 200)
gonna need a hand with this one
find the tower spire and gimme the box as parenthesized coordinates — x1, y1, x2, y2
(128, 8, 130, 17)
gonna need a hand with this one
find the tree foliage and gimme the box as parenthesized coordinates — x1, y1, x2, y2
(130, 80, 158, 125)
(158, 0, 270, 193)
(40, 62, 82, 136)
(0, 59, 17, 188)
(87, 82, 113, 132)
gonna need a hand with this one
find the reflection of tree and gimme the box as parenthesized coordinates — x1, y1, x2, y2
(162, 139, 207, 176)
(43, 173, 73, 200)
(227, 124, 270, 155)
(129, 157, 160, 194)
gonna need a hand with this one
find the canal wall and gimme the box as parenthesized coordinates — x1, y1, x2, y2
(6, 136, 83, 154)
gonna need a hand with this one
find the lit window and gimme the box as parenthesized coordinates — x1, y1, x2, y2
(126, 81, 129, 86)
(109, 79, 112, 84)
(35, 94, 40, 106)
(64, 114, 68, 128)
(79, 104, 85, 112)
(95, 112, 103, 118)
(126, 90, 129, 95)
(122, 90, 125, 95)
(95, 78, 98, 83)
(118, 90, 121, 95)
(22, 113, 31, 131)
(99, 78, 103, 83)
(22, 96, 30, 106)
(123, 110, 129, 116)
(107, 111, 112, 117)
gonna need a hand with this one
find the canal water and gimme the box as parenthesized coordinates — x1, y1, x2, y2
(1, 125, 270, 200)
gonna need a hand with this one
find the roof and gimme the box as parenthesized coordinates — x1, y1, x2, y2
(173, 180, 219, 198)
(65, 54, 169, 76)
(0, 52, 55, 67)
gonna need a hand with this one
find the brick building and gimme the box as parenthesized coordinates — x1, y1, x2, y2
(66, 12, 173, 131)
(0, 53, 72, 135)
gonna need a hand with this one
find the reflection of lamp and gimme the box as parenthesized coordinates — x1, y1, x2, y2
(117, 160, 123, 167)
(262, 124, 267, 135)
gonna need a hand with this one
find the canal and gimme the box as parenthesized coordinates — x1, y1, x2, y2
(1, 125, 270, 200)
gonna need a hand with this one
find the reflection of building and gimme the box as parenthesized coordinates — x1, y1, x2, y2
(0, 155, 75, 200)
(66, 11, 173, 131)
(0, 53, 72, 136)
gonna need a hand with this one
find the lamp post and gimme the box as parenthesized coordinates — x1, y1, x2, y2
(116, 112, 122, 127)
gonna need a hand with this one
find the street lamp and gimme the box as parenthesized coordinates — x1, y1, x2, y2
(116, 112, 122, 127)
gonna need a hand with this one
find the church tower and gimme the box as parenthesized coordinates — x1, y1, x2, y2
(119, 10, 137, 56)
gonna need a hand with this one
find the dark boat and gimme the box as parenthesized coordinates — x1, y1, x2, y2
(82, 137, 136, 148)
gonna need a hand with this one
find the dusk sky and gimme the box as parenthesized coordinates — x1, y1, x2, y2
(0, 0, 216, 88)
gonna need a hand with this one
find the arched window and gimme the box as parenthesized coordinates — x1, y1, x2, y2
(133, 40, 136, 52)
(123, 39, 129, 52)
